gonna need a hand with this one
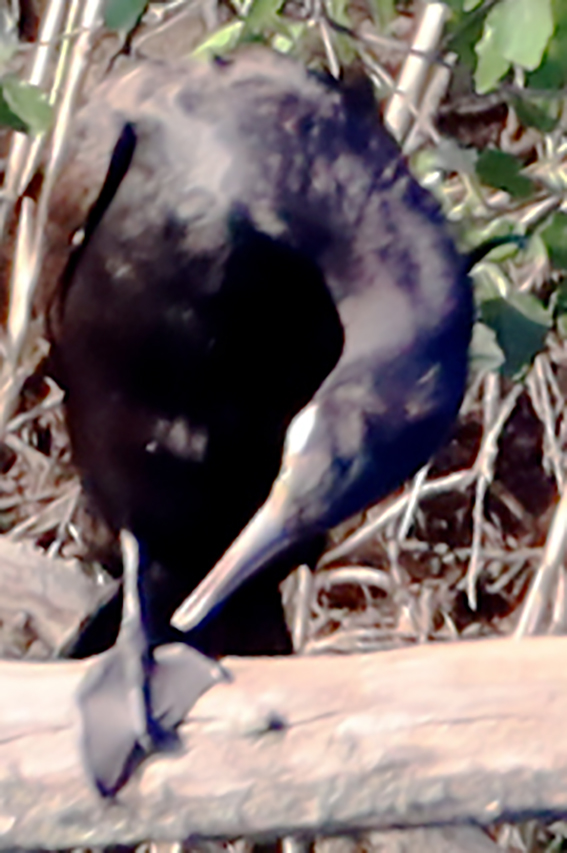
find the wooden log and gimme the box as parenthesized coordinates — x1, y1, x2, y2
(0, 636, 565, 849)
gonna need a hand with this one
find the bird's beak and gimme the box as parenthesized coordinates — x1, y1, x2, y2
(171, 478, 293, 632)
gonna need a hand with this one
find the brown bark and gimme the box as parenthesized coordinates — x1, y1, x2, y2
(0, 636, 563, 848)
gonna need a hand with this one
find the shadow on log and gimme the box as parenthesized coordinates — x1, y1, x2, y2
(0, 636, 565, 848)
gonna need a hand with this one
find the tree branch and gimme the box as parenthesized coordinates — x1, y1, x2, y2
(0, 636, 565, 848)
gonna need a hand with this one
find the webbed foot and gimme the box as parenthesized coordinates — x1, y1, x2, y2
(79, 641, 227, 796)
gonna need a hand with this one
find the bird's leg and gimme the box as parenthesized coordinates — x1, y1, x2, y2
(78, 530, 227, 796)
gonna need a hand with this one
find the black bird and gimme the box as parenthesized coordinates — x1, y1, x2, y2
(47, 48, 472, 793)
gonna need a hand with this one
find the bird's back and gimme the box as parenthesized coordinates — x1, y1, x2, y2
(47, 49, 470, 648)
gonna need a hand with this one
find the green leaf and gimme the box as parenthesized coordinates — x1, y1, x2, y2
(104, 0, 147, 32)
(555, 277, 567, 309)
(474, 12, 510, 93)
(192, 21, 244, 58)
(476, 149, 534, 199)
(367, 0, 395, 27)
(326, 0, 351, 27)
(555, 276, 567, 337)
(464, 0, 484, 10)
(499, 0, 553, 69)
(469, 321, 505, 375)
(527, 0, 567, 90)
(511, 93, 560, 133)
(272, 23, 305, 54)
(480, 291, 551, 378)
(472, 262, 509, 304)
(541, 212, 567, 271)
(443, 0, 464, 14)
(443, 0, 480, 16)
(243, 0, 285, 35)
(474, 0, 554, 93)
(0, 77, 52, 134)
(470, 233, 527, 265)
(434, 138, 478, 176)
(0, 7, 18, 65)
(445, 1, 488, 85)
(557, 312, 567, 339)
(465, 218, 519, 255)
(0, 91, 27, 132)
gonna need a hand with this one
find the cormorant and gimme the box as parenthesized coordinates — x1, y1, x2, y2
(46, 47, 472, 794)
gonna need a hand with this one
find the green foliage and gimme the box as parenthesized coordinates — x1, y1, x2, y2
(188, 0, 563, 102)
(0, 7, 18, 65)
(0, 5, 53, 135)
(479, 290, 551, 378)
(475, 149, 534, 199)
(367, 0, 395, 28)
(0, 87, 26, 132)
(192, 22, 245, 59)
(241, 0, 286, 37)
(191, 0, 308, 58)
(445, 3, 486, 78)
(469, 230, 557, 377)
(469, 321, 505, 375)
(541, 213, 567, 271)
(511, 93, 561, 133)
(0, 76, 52, 134)
(446, 0, 562, 107)
(475, 0, 553, 93)
(473, 5, 511, 95)
(104, 0, 148, 32)
(554, 280, 567, 339)
(527, 0, 567, 90)
(325, 0, 351, 28)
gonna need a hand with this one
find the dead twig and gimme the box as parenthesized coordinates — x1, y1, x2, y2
(0, 535, 116, 652)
